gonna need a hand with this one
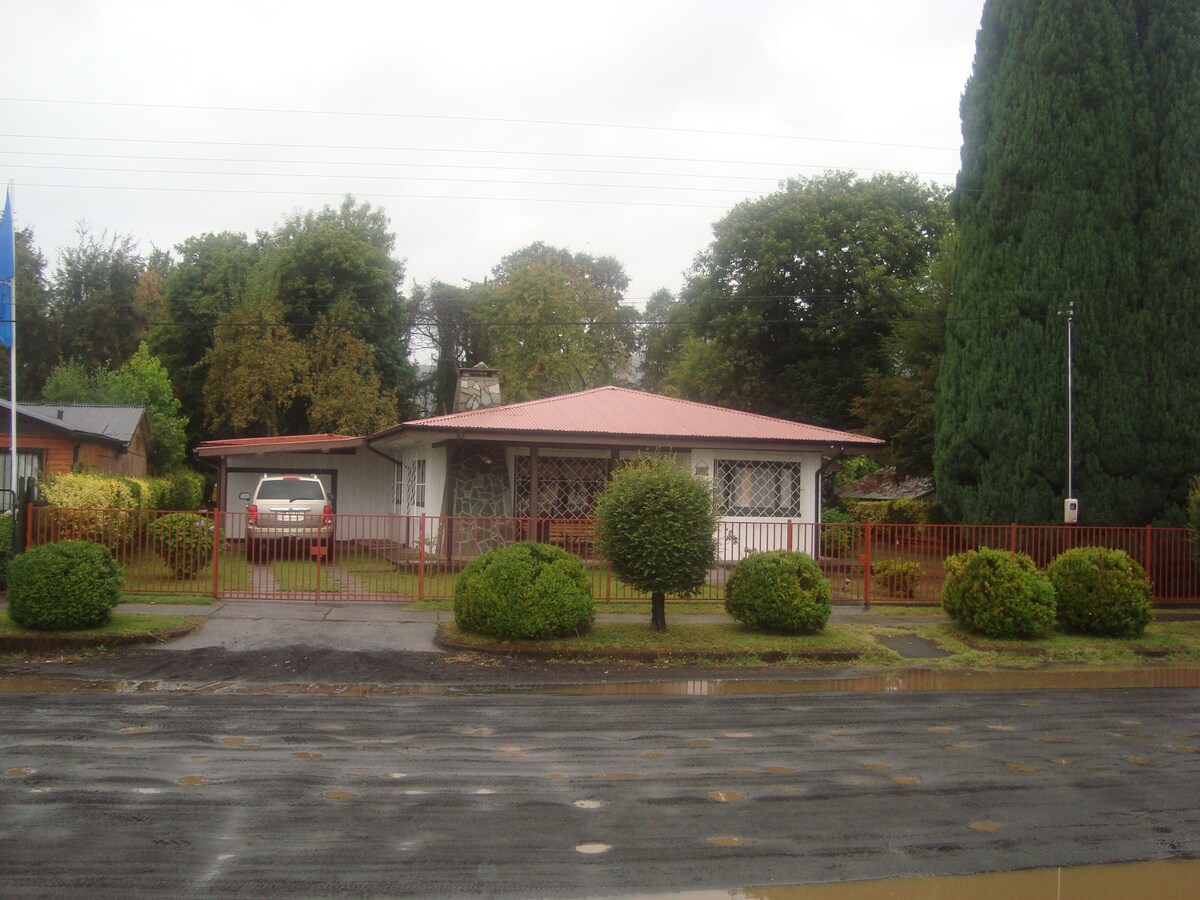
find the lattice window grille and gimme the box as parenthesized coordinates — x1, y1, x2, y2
(715, 459, 803, 517)
(515, 456, 609, 518)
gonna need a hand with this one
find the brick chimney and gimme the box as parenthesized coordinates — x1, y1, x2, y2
(453, 363, 502, 412)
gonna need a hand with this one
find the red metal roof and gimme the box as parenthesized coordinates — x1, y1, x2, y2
(400, 386, 882, 447)
(195, 433, 363, 456)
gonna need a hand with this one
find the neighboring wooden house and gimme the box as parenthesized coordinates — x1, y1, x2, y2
(0, 401, 151, 492)
(196, 376, 881, 562)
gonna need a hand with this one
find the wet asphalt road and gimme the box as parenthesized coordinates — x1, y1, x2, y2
(1, 686, 1198, 898)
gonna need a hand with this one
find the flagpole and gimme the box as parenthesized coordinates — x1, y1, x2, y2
(3, 183, 15, 503)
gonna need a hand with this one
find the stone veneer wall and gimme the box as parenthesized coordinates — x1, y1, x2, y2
(453, 368, 502, 411)
(450, 447, 512, 558)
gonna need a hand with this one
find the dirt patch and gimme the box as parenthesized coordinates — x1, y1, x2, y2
(0, 643, 875, 688)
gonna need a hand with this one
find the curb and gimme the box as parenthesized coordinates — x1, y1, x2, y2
(0, 623, 202, 655)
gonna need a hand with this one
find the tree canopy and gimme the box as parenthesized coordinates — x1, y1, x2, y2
(41, 342, 188, 472)
(661, 171, 952, 430)
(935, 0, 1200, 525)
(463, 243, 640, 402)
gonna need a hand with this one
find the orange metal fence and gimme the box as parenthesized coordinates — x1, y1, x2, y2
(25, 507, 1200, 605)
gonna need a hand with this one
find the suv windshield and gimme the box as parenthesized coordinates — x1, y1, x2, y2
(256, 480, 326, 501)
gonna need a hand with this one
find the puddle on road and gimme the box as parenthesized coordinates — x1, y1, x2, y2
(634, 858, 1200, 899)
(2, 668, 1199, 699)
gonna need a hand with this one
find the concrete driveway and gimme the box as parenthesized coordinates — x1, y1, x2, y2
(125, 600, 447, 654)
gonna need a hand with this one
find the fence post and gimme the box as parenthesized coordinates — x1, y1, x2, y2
(211, 509, 221, 600)
(787, 519, 793, 551)
(862, 520, 872, 610)
(1009, 522, 1017, 553)
(418, 514, 426, 601)
(1144, 524, 1152, 591)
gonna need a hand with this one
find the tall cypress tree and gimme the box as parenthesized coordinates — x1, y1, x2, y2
(935, 0, 1200, 525)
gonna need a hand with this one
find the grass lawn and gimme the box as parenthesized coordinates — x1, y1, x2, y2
(440, 620, 883, 664)
(0, 611, 207, 642)
(120, 593, 216, 606)
(911, 620, 1200, 668)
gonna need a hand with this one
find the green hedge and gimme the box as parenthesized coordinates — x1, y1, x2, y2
(454, 542, 594, 640)
(1047, 547, 1152, 637)
(40, 470, 205, 511)
(941, 547, 1055, 638)
(149, 512, 221, 579)
(6, 541, 123, 631)
(872, 558, 922, 599)
(725, 550, 832, 634)
(0, 515, 13, 589)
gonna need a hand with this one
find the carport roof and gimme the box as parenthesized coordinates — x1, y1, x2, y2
(382, 386, 882, 448)
(195, 433, 363, 457)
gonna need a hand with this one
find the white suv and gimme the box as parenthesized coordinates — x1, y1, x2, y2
(240, 475, 333, 560)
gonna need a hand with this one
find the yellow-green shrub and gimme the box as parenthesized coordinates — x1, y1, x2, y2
(41, 472, 141, 509)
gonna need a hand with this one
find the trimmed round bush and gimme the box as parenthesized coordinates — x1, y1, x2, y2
(454, 542, 594, 640)
(7, 541, 123, 631)
(725, 550, 832, 634)
(940, 547, 1055, 638)
(1047, 547, 1152, 637)
(150, 512, 220, 579)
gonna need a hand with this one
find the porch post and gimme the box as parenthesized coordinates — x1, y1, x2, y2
(529, 444, 540, 541)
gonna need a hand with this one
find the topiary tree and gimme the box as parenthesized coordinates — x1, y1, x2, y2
(941, 547, 1055, 638)
(6, 541, 123, 631)
(725, 550, 832, 634)
(1047, 547, 1152, 638)
(453, 542, 594, 640)
(594, 456, 717, 631)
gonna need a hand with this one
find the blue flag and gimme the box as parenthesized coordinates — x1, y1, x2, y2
(0, 188, 12, 349)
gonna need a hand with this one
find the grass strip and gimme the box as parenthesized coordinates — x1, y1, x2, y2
(439, 621, 875, 663)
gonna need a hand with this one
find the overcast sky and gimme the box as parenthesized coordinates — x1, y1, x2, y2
(2, 0, 985, 310)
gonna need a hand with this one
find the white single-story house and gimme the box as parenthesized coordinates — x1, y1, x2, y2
(195, 380, 881, 563)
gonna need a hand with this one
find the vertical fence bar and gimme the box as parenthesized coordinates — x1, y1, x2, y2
(418, 513, 426, 601)
(211, 509, 221, 600)
(862, 520, 872, 610)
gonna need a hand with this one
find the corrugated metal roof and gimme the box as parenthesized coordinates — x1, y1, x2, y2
(836, 466, 935, 501)
(401, 386, 883, 447)
(2, 401, 146, 447)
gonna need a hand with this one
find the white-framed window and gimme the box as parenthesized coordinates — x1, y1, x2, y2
(394, 458, 428, 513)
(715, 459, 803, 517)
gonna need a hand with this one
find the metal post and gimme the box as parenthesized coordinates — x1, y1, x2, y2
(862, 520, 872, 610)
(418, 513, 426, 601)
(1066, 300, 1075, 501)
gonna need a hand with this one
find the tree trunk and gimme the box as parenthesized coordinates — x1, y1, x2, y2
(650, 591, 667, 632)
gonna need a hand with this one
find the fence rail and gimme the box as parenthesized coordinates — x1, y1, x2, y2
(25, 507, 1200, 605)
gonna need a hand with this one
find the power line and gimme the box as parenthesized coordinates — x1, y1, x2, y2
(0, 97, 960, 153)
(0, 134, 958, 177)
(1, 163, 777, 197)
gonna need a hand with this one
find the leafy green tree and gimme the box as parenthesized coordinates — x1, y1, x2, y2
(638, 288, 684, 392)
(202, 289, 306, 437)
(935, 0, 1200, 525)
(471, 243, 639, 401)
(265, 196, 416, 429)
(4, 228, 57, 398)
(672, 172, 951, 430)
(852, 232, 957, 476)
(50, 227, 146, 370)
(41, 342, 189, 472)
(302, 302, 398, 434)
(593, 456, 717, 632)
(411, 280, 492, 415)
(149, 231, 261, 443)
